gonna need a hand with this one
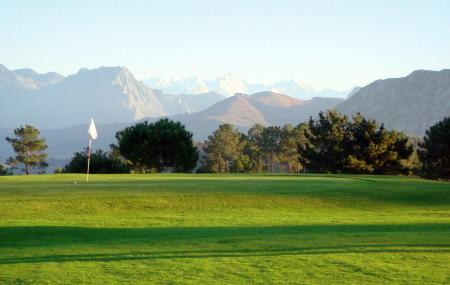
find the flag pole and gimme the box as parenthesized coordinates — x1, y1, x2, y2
(87, 138, 92, 182)
(86, 117, 97, 182)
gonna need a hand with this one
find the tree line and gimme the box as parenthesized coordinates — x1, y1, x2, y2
(200, 110, 415, 175)
(2, 112, 449, 180)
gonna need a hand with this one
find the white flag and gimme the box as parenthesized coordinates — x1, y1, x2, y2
(88, 118, 98, 140)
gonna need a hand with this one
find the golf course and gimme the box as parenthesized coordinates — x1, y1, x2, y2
(0, 174, 449, 284)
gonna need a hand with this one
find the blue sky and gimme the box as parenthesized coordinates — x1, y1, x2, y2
(1, 0, 449, 90)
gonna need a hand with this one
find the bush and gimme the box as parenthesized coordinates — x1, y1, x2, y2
(64, 149, 130, 174)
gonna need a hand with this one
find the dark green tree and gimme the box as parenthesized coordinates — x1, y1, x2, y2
(244, 124, 265, 172)
(299, 111, 413, 174)
(115, 119, 198, 173)
(344, 113, 413, 174)
(0, 164, 12, 176)
(300, 110, 349, 173)
(205, 124, 243, 173)
(64, 148, 130, 174)
(260, 126, 282, 173)
(418, 117, 450, 179)
(5, 125, 48, 174)
(295, 123, 310, 172)
(279, 124, 307, 173)
(234, 133, 252, 173)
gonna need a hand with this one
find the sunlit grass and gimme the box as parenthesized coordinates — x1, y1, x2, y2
(0, 174, 449, 284)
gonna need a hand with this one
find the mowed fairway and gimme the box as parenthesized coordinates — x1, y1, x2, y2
(0, 174, 449, 284)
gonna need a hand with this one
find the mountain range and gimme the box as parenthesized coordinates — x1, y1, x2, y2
(0, 65, 226, 128)
(144, 74, 351, 99)
(1, 64, 449, 171)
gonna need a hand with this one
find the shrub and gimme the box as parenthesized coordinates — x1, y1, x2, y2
(64, 149, 130, 174)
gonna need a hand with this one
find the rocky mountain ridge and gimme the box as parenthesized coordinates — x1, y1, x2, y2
(337, 69, 450, 135)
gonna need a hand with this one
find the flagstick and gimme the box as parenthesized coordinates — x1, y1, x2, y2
(86, 139, 92, 182)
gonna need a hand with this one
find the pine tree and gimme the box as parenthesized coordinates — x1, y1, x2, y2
(5, 125, 48, 174)
(245, 124, 265, 172)
(115, 119, 198, 173)
(205, 124, 243, 173)
(418, 117, 450, 179)
(344, 113, 413, 174)
(279, 124, 302, 173)
(299, 111, 413, 174)
(260, 126, 282, 173)
(300, 110, 349, 173)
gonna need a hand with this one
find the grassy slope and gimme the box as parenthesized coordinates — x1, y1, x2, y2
(0, 174, 449, 284)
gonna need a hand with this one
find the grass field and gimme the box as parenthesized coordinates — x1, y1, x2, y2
(0, 174, 449, 284)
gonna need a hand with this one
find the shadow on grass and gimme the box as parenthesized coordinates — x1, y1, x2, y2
(1, 223, 449, 264)
(0, 245, 449, 265)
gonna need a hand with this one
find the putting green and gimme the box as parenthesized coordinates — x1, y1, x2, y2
(0, 174, 449, 284)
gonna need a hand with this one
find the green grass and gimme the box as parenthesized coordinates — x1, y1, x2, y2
(0, 174, 449, 284)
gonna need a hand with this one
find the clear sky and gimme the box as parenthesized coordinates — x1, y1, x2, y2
(1, 0, 449, 90)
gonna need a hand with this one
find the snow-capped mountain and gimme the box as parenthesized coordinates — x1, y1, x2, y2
(145, 74, 247, 97)
(144, 74, 348, 99)
(262, 79, 316, 99)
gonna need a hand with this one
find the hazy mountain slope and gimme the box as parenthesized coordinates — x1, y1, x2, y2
(336, 69, 450, 135)
(345, 86, 362, 98)
(177, 92, 226, 113)
(147, 92, 343, 140)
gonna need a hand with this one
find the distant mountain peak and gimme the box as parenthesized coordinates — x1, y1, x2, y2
(251, 91, 305, 108)
(13, 68, 64, 86)
(407, 69, 436, 77)
(404, 69, 450, 83)
(144, 74, 348, 99)
(0, 64, 64, 90)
